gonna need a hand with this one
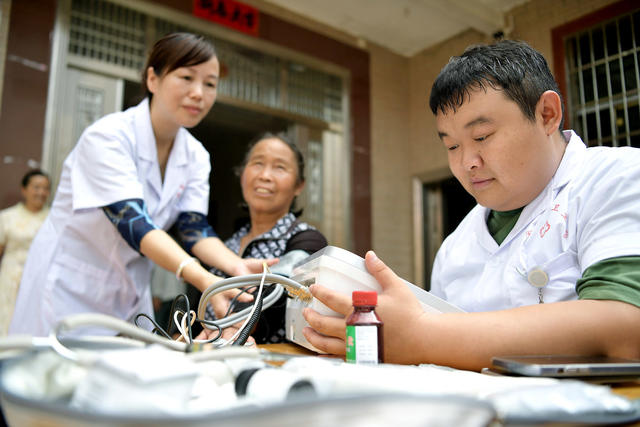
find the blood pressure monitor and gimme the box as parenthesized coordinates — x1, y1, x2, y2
(285, 246, 463, 352)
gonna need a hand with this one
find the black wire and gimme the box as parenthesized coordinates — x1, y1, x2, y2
(172, 293, 226, 347)
(201, 283, 273, 347)
(131, 293, 227, 349)
(134, 313, 172, 340)
(198, 318, 223, 343)
(223, 285, 259, 318)
(232, 284, 266, 346)
(166, 295, 183, 336)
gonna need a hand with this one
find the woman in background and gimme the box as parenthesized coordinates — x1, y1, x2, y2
(10, 33, 268, 337)
(0, 169, 50, 335)
(203, 132, 327, 343)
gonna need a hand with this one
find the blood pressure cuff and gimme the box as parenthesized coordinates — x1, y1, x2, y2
(175, 211, 217, 253)
(102, 199, 158, 253)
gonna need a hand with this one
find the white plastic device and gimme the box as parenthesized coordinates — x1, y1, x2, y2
(285, 246, 464, 352)
(70, 346, 201, 415)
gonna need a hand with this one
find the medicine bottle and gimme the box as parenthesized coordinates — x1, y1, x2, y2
(345, 290, 384, 364)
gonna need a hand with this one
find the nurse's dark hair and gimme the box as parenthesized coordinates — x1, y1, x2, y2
(21, 169, 49, 188)
(236, 131, 305, 216)
(429, 39, 565, 130)
(142, 32, 217, 98)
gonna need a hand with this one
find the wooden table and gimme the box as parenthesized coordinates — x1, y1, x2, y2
(611, 380, 640, 400)
(259, 343, 317, 356)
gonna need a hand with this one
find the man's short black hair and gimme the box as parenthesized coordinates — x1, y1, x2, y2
(429, 39, 564, 130)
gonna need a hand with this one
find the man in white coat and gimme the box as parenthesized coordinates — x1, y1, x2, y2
(301, 40, 640, 371)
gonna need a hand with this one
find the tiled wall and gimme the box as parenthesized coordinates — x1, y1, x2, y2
(509, 0, 617, 68)
(369, 43, 413, 278)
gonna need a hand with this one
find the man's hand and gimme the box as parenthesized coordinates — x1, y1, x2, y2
(303, 251, 428, 363)
(365, 251, 427, 364)
(301, 283, 352, 355)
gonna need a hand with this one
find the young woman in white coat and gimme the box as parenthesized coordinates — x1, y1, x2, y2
(10, 33, 268, 337)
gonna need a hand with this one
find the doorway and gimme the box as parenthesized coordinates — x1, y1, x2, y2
(190, 103, 291, 239)
(421, 176, 476, 289)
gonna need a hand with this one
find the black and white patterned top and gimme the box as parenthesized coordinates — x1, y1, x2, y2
(216, 213, 321, 269)
(209, 212, 327, 343)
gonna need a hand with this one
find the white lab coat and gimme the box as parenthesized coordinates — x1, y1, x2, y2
(431, 131, 640, 312)
(9, 99, 211, 336)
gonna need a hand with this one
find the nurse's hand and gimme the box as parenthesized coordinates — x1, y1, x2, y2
(232, 258, 279, 276)
(196, 323, 256, 346)
(209, 289, 254, 319)
(303, 251, 427, 364)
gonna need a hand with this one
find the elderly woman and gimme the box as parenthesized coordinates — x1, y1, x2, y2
(205, 131, 328, 343)
(0, 169, 50, 335)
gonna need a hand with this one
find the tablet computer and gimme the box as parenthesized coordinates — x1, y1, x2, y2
(490, 355, 640, 378)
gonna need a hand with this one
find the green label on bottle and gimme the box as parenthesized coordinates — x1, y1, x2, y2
(345, 325, 378, 364)
(346, 325, 356, 363)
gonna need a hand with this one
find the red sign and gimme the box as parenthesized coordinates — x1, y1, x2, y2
(193, 0, 259, 36)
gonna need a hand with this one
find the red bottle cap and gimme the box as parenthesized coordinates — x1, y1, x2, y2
(352, 290, 377, 306)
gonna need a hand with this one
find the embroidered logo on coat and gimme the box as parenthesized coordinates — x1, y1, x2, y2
(539, 220, 551, 238)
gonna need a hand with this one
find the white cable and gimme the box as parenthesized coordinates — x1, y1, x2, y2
(180, 310, 194, 342)
(199, 282, 284, 329)
(173, 310, 191, 343)
(173, 309, 217, 345)
(49, 313, 188, 363)
(197, 273, 311, 330)
(40, 272, 311, 362)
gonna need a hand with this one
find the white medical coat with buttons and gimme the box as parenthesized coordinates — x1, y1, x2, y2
(9, 99, 211, 336)
(431, 131, 640, 311)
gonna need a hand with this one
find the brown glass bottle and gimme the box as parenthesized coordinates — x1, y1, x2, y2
(345, 290, 384, 364)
